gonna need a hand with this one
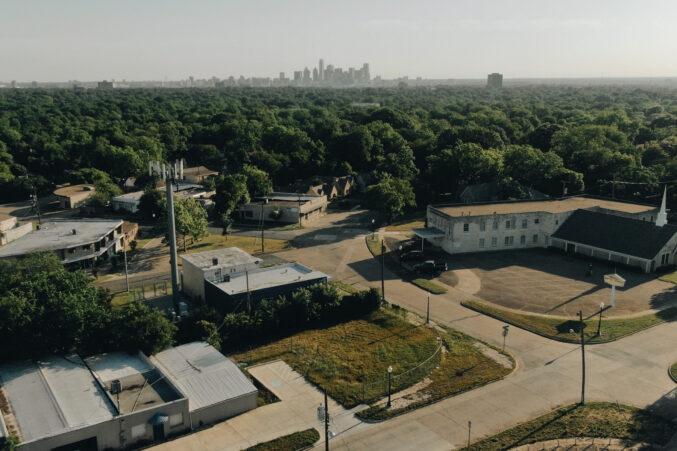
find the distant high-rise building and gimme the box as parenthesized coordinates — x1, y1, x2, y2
(97, 80, 113, 90)
(362, 63, 370, 81)
(293, 71, 302, 83)
(312, 68, 319, 82)
(487, 73, 503, 88)
(303, 67, 311, 82)
(279, 72, 285, 80)
(319, 59, 324, 81)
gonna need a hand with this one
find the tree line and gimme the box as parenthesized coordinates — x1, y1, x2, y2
(1, 86, 676, 220)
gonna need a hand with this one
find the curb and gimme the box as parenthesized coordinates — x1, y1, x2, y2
(461, 301, 668, 345)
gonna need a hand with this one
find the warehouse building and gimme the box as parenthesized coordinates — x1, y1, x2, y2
(0, 343, 255, 450)
(238, 192, 327, 224)
(204, 262, 330, 312)
(418, 193, 674, 272)
(151, 342, 258, 427)
(181, 247, 263, 303)
(54, 184, 96, 209)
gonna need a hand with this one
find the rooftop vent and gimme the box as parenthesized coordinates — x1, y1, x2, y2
(110, 379, 122, 395)
(72, 229, 77, 235)
(212, 258, 218, 265)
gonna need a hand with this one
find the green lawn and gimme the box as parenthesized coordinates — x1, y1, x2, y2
(111, 284, 172, 307)
(268, 223, 302, 231)
(411, 278, 448, 294)
(659, 271, 677, 284)
(385, 211, 426, 231)
(366, 234, 384, 256)
(671, 362, 677, 381)
(133, 236, 158, 250)
(329, 279, 360, 294)
(245, 429, 320, 451)
(180, 233, 292, 257)
(231, 309, 440, 408)
(463, 300, 677, 343)
(462, 402, 676, 450)
(358, 328, 513, 421)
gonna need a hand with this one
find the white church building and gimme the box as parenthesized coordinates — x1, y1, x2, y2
(417, 190, 677, 273)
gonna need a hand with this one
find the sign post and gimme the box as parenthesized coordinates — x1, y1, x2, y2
(604, 273, 626, 308)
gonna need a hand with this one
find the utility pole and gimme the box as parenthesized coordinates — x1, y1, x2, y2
(298, 195, 302, 227)
(324, 388, 329, 451)
(165, 170, 180, 312)
(578, 310, 586, 405)
(246, 269, 251, 314)
(31, 183, 42, 225)
(260, 203, 265, 253)
(123, 235, 130, 292)
(426, 293, 430, 324)
(380, 240, 386, 301)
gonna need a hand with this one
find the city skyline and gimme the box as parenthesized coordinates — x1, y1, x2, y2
(2, 0, 677, 81)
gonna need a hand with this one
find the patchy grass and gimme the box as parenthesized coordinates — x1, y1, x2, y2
(411, 278, 448, 294)
(245, 428, 320, 451)
(386, 211, 426, 231)
(659, 271, 677, 284)
(462, 402, 676, 450)
(269, 223, 302, 231)
(231, 310, 439, 408)
(111, 284, 172, 307)
(329, 279, 360, 295)
(133, 236, 158, 250)
(671, 362, 677, 382)
(180, 233, 292, 257)
(358, 327, 513, 421)
(463, 300, 677, 344)
(366, 234, 384, 256)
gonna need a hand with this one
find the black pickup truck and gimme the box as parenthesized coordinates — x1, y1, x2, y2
(413, 260, 448, 274)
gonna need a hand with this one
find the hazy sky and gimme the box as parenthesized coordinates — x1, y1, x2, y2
(2, 0, 676, 81)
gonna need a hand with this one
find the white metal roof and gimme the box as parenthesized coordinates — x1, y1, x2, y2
(112, 191, 145, 203)
(214, 262, 329, 295)
(0, 355, 115, 442)
(84, 352, 153, 382)
(0, 220, 122, 258)
(151, 342, 256, 412)
(181, 247, 262, 271)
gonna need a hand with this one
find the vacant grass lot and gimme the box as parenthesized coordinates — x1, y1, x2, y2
(245, 428, 320, 451)
(385, 212, 426, 231)
(659, 271, 677, 284)
(411, 278, 448, 294)
(366, 234, 383, 256)
(461, 402, 676, 450)
(181, 233, 291, 257)
(463, 300, 677, 343)
(671, 362, 677, 381)
(231, 310, 439, 408)
(358, 328, 513, 421)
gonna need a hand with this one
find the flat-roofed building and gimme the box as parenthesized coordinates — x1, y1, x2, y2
(204, 262, 330, 311)
(0, 213, 32, 246)
(182, 166, 218, 184)
(181, 248, 262, 303)
(418, 195, 672, 272)
(0, 219, 125, 266)
(112, 191, 144, 213)
(54, 184, 96, 209)
(151, 342, 257, 427)
(238, 192, 327, 224)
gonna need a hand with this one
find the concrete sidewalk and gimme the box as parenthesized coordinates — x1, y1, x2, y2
(151, 360, 362, 450)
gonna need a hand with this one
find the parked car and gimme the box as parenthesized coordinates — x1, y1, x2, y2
(400, 250, 425, 261)
(413, 260, 448, 274)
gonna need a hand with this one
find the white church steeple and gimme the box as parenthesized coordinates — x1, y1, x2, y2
(656, 186, 668, 227)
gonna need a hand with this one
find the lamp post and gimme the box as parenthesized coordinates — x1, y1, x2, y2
(502, 325, 510, 351)
(386, 365, 393, 408)
(371, 219, 375, 240)
(123, 234, 130, 292)
(596, 302, 605, 336)
(381, 240, 386, 301)
(426, 293, 430, 324)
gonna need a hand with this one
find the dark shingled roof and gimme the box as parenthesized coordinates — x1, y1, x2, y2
(552, 209, 677, 260)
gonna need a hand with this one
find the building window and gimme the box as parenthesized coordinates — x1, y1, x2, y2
(661, 253, 669, 265)
(555, 219, 559, 225)
(479, 238, 485, 248)
(534, 218, 540, 224)
(492, 221, 498, 230)
(504, 236, 514, 246)
(491, 237, 497, 247)
(533, 234, 538, 244)
(520, 235, 526, 245)
(522, 219, 527, 229)
(463, 223, 469, 232)
(505, 220, 511, 229)
(480, 221, 486, 231)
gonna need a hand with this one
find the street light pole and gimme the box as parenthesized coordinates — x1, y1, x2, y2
(575, 310, 586, 405)
(502, 325, 510, 352)
(426, 293, 430, 324)
(381, 240, 386, 301)
(386, 366, 393, 408)
(324, 387, 329, 451)
(596, 302, 605, 336)
(123, 235, 130, 292)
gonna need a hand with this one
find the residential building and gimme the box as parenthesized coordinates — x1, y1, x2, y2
(0, 219, 125, 266)
(181, 247, 262, 302)
(54, 184, 96, 209)
(0, 343, 255, 451)
(487, 72, 503, 88)
(238, 192, 327, 224)
(0, 214, 32, 246)
(204, 262, 330, 312)
(418, 195, 673, 272)
(112, 191, 144, 213)
(182, 166, 218, 184)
